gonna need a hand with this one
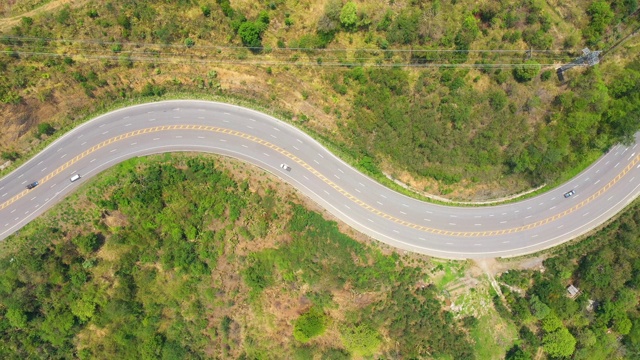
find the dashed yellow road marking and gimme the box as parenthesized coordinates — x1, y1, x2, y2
(2, 125, 639, 238)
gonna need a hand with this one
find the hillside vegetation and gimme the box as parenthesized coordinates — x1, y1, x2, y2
(0, 154, 476, 359)
(0, 0, 638, 199)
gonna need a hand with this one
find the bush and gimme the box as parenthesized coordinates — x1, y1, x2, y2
(184, 38, 195, 48)
(340, 2, 358, 29)
(513, 60, 540, 82)
(238, 21, 265, 48)
(340, 324, 381, 356)
(37, 122, 55, 137)
(293, 307, 327, 342)
(201, 5, 211, 17)
(1, 151, 19, 161)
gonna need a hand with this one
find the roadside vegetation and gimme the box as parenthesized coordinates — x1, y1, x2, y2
(0, 0, 638, 200)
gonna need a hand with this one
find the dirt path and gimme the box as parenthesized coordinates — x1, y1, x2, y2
(0, 0, 87, 31)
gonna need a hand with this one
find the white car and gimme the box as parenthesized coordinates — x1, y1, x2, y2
(280, 163, 291, 171)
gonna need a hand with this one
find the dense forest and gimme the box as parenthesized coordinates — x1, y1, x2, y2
(0, 0, 638, 199)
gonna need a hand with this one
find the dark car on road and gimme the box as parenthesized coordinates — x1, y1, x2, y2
(26, 181, 39, 189)
(564, 190, 575, 198)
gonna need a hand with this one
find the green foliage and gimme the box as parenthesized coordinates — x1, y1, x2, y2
(238, 21, 265, 48)
(543, 327, 576, 358)
(339, 1, 358, 29)
(201, 4, 211, 17)
(513, 60, 540, 82)
(584, 1, 614, 45)
(184, 38, 195, 48)
(72, 233, 101, 254)
(455, 15, 480, 50)
(387, 10, 420, 44)
(293, 307, 327, 342)
(37, 122, 55, 137)
(1, 150, 20, 161)
(340, 323, 381, 356)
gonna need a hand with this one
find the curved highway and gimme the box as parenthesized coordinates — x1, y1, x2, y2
(1, 100, 639, 259)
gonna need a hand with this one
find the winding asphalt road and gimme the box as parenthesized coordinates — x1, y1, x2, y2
(1, 100, 639, 259)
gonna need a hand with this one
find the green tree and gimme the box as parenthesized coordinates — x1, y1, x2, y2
(340, 324, 381, 357)
(513, 60, 541, 82)
(584, 1, 614, 45)
(543, 327, 577, 358)
(37, 122, 55, 137)
(238, 21, 265, 48)
(340, 1, 358, 29)
(6, 307, 27, 329)
(293, 307, 327, 342)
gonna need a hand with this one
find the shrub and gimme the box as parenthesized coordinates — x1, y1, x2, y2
(238, 21, 265, 48)
(37, 122, 55, 137)
(201, 5, 211, 17)
(340, 1, 358, 29)
(293, 307, 327, 342)
(340, 324, 381, 356)
(184, 38, 195, 48)
(513, 60, 540, 82)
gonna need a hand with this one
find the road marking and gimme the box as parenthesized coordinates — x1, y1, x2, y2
(41, 167, 47, 172)
(334, 174, 340, 179)
(110, 149, 117, 153)
(402, 204, 409, 207)
(449, 223, 456, 225)
(149, 118, 156, 121)
(314, 160, 319, 164)
(376, 201, 383, 205)
(250, 118, 256, 121)
(125, 123, 132, 127)
(419, 237, 425, 241)
(380, 194, 387, 199)
(293, 146, 299, 150)
(263, 153, 269, 157)
(99, 124, 105, 128)
(130, 142, 137, 145)
(241, 145, 248, 148)
(273, 127, 280, 132)
(558, 225, 564, 229)
(173, 116, 180, 119)
(424, 218, 431, 222)
(527, 207, 532, 210)
(60, 154, 66, 159)
(37, 161, 43, 165)
(81, 142, 87, 146)
(90, 159, 96, 163)
(474, 215, 481, 218)
(549, 206, 556, 210)
(355, 188, 360, 193)
(532, 234, 538, 238)
(224, 112, 230, 115)
(324, 190, 330, 195)
(30, 197, 35, 201)
(11, 209, 15, 213)
(345, 205, 350, 210)
(3, 124, 637, 239)
(318, 153, 324, 158)
(359, 182, 365, 187)
(303, 175, 309, 180)
(500, 221, 507, 224)
(197, 117, 205, 119)
(583, 212, 590, 216)
(502, 241, 510, 244)
(615, 162, 620, 167)
(197, 136, 204, 139)
(538, 202, 544, 206)
(153, 138, 160, 140)
(219, 139, 226, 142)
(246, 125, 253, 129)
(1, 193, 6, 197)
(475, 223, 482, 226)
(400, 211, 407, 215)
(338, 168, 344, 173)
(594, 180, 600, 185)
(631, 177, 636, 182)
(525, 215, 532, 219)
(367, 218, 374, 222)
(176, 136, 183, 138)
(270, 135, 277, 139)
(102, 131, 109, 135)
(296, 139, 303, 143)
(393, 230, 400, 234)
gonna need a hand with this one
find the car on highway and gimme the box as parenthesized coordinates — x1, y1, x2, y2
(280, 163, 291, 171)
(26, 181, 39, 189)
(70, 174, 81, 182)
(564, 190, 575, 198)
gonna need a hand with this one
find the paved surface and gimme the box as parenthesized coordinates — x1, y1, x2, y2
(1, 100, 639, 259)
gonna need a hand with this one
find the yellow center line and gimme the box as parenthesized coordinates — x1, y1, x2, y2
(1, 125, 638, 238)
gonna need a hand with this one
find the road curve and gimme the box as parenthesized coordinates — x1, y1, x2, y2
(1, 100, 639, 259)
